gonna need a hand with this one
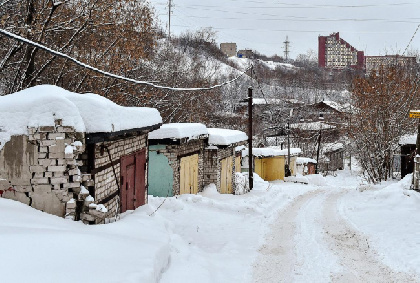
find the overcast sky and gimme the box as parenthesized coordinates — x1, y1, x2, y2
(153, 0, 420, 59)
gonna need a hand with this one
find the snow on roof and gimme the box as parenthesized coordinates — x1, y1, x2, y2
(290, 121, 336, 131)
(269, 146, 302, 156)
(0, 85, 162, 150)
(242, 147, 301, 157)
(296, 157, 317, 164)
(399, 134, 417, 145)
(252, 98, 283, 105)
(323, 143, 344, 153)
(321, 101, 352, 113)
(148, 123, 208, 140)
(207, 128, 247, 146)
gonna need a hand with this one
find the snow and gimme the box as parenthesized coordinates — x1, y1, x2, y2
(207, 128, 247, 146)
(242, 147, 301, 157)
(0, 85, 162, 150)
(323, 142, 344, 153)
(290, 121, 336, 131)
(322, 100, 353, 113)
(399, 134, 417, 145)
(1, 168, 420, 282)
(296, 157, 317, 164)
(149, 123, 207, 140)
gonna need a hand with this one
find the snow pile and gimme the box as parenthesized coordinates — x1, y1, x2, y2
(341, 174, 420, 275)
(284, 173, 326, 186)
(207, 128, 247, 146)
(269, 146, 302, 156)
(399, 134, 417, 145)
(149, 123, 208, 140)
(0, 85, 162, 150)
(234, 172, 250, 195)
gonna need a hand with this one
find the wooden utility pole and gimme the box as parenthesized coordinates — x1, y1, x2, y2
(315, 130, 322, 174)
(248, 86, 253, 190)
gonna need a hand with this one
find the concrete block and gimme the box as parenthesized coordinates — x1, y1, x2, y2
(14, 186, 32, 193)
(57, 159, 66, 165)
(40, 140, 56, 147)
(50, 177, 68, 185)
(39, 159, 56, 167)
(49, 144, 65, 154)
(44, 172, 53, 178)
(28, 127, 37, 135)
(33, 133, 48, 140)
(39, 146, 48, 153)
(31, 192, 65, 217)
(48, 133, 65, 140)
(67, 182, 81, 188)
(80, 213, 95, 222)
(48, 165, 66, 172)
(33, 185, 52, 194)
(49, 152, 65, 159)
(56, 126, 74, 133)
(31, 178, 49, 185)
(53, 171, 64, 177)
(2, 190, 30, 205)
(30, 165, 45, 173)
(38, 126, 55, 132)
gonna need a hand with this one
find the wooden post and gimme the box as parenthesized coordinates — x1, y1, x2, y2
(248, 86, 253, 190)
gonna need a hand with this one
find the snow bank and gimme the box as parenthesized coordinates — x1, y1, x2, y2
(399, 134, 417, 145)
(207, 128, 247, 146)
(149, 123, 207, 140)
(0, 197, 170, 283)
(284, 173, 326, 186)
(0, 85, 162, 150)
(340, 174, 420, 276)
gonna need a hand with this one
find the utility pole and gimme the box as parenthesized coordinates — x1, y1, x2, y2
(283, 36, 290, 61)
(168, 0, 172, 39)
(248, 86, 253, 190)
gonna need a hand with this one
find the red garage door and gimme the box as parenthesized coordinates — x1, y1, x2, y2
(120, 149, 146, 213)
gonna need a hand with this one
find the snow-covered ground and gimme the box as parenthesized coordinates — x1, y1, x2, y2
(1, 170, 420, 282)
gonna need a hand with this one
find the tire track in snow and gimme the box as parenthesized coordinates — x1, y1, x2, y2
(324, 190, 419, 282)
(251, 189, 337, 282)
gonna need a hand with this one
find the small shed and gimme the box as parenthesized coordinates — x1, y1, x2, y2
(0, 85, 162, 224)
(399, 134, 417, 179)
(203, 128, 247, 194)
(296, 157, 317, 175)
(242, 147, 301, 181)
(148, 123, 208, 197)
(318, 143, 345, 173)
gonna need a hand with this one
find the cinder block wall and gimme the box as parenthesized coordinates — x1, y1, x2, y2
(0, 119, 88, 218)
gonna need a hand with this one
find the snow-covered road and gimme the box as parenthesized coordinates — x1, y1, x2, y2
(252, 185, 420, 282)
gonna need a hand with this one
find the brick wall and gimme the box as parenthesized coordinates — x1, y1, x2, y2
(204, 141, 247, 193)
(89, 134, 148, 224)
(151, 139, 206, 195)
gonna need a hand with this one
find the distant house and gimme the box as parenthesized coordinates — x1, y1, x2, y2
(318, 143, 345, 173)
(0, 85, 162, 224)
(293, 100, 351, 125)
(204, 128, 247, 194)
(237, 49, 254, 59)
(220, 43, 237, 57)
(399, 134, 417, 179)
(148, 123, 208, 197)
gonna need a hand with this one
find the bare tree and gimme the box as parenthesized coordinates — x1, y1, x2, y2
(350, 65, 420, 183)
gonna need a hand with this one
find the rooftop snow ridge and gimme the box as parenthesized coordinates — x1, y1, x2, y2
(148, 123, 208, 140)
(207, 128, 248, 146)
(0, 85, 162, 150)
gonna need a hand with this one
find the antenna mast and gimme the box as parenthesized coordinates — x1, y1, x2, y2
(284, 36, 290, 61)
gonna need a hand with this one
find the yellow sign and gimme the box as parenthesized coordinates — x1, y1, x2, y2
(410, 110, 420, 118)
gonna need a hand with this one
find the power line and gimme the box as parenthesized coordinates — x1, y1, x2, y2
(403, 23, 420, 55)
(0, 28, 251, 92)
